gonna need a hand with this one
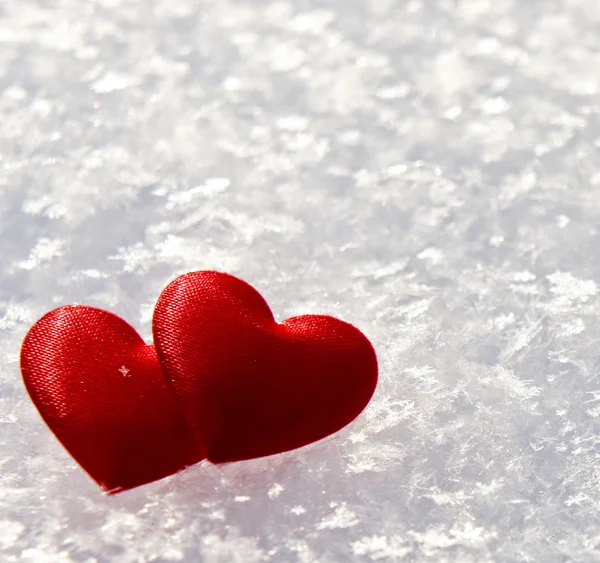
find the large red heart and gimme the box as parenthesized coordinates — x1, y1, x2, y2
(153, 271, 378, 463)
(20, 306, 201, 493)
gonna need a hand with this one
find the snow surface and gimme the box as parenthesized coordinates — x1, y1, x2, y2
(2, 0, 600, 561)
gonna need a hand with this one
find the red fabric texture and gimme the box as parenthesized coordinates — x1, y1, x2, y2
(20, 307, 201, 493)
(21, 271, 378, 492)
(153, 271, 378, 463)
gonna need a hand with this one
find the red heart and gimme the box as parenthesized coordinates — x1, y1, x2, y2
(153, 271, 378, 463)
(20, 306, 201, 493)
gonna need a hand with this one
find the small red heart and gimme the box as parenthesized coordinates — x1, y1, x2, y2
(153, 271, 378, 463)
(20, 306, 201, 493)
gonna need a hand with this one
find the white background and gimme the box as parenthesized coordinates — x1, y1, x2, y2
(1, 0, 600, 561)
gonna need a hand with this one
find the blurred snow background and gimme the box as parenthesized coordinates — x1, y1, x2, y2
(2, 0, 600, 560)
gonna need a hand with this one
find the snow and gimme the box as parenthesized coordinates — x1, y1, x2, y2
(2, 0, 600, 560)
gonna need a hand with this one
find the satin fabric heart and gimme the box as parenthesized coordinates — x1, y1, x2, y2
(153, 271, 378, 463)
(21, 306, 201, 493)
